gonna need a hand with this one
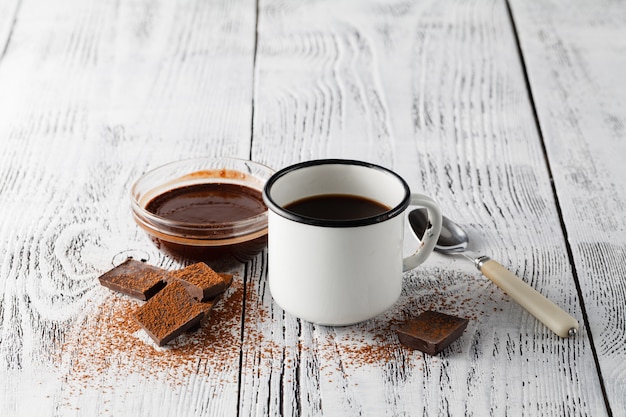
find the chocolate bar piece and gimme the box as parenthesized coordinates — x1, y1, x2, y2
(98, 258, 168, 300)
(218, 273, 234, 288)
(397, 310, 469, 355)
(186, 298, 219, 333)
(169, 262, 232, 301)
(133, 280, 206, 346)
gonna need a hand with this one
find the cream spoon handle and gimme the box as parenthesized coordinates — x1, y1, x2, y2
(477, 257, 579, 338)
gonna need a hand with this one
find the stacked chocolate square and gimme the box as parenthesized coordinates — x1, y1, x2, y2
(98, 259, 232, 346)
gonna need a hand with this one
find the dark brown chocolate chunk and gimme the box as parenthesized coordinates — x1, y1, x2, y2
(186, 298, 219, 333)
(169, 262, 232, 301)
(397, 310, 469, 355)
(98, 258, 168, 300)
(133, 280, 206, 346)
(218, 272, 234, 288)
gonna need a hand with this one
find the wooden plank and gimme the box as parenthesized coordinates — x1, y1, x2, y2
(0, 0, 256, 415)
(249, 0, 607, 415)
(1, 0, 621, 415)
(0, 0, 19, 58)
(509, 0, 626, 413)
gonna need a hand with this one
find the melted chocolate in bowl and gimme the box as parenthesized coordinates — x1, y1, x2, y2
(131, 158, 273, 263)
(145, 182, 267, 262)
(146, 183, 266, 224)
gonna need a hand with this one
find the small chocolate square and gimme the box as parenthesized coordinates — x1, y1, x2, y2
(98, 258, 168, 300)
(169, 262, 231, 301)
(133, 280, 206, 346)
(397, 310, 469, 355)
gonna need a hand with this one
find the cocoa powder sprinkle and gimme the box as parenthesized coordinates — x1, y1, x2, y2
(59, 267, 500, 401)
(59, 277, 246, 395)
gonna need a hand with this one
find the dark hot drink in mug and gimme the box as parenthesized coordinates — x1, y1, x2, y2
(284, 194, 390, 221)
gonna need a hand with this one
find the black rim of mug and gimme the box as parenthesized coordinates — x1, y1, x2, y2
(262, 159, 411, 228)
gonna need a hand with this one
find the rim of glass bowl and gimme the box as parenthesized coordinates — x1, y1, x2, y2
(130, 157, 274, 240)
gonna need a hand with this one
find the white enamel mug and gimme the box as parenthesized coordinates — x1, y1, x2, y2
(262, 159, 442, 325)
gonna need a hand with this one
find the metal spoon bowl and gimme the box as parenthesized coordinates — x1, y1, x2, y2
(409, 209, 579, 338)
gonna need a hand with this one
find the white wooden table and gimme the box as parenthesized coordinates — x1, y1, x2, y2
(1, 0, 625, 415)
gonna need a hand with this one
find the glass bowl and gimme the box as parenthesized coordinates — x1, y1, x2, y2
(130, 157, 274, 263)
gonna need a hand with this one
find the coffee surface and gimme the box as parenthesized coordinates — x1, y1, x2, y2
(146, 183, 265, 223)
(284, 194, 389, 221)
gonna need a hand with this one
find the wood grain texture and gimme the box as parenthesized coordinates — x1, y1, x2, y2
(250, 0, 607, 415)
(510, 0, 626, 413)
(0, 0, 256, 415)
(0, 0, 19, 59)
(0, 0, 622, 415)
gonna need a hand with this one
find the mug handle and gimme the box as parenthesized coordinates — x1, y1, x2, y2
(402, 193, 442, 272)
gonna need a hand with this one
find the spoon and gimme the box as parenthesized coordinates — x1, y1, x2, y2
(408, 209, 579, 338)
